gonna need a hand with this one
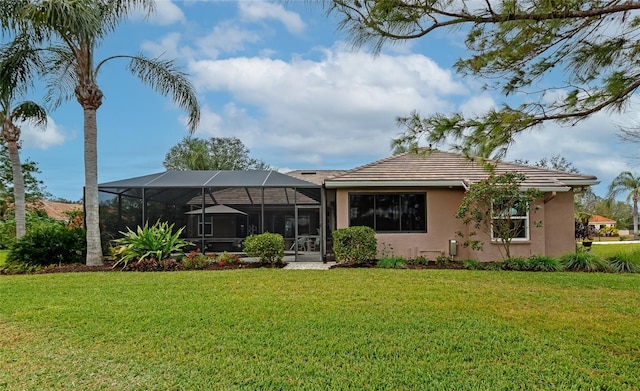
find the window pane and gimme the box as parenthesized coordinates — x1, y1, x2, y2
(492, 218, 527, 239)
(350, 194, 375, 228)
(375, 194, 400, 231)
(400, 194, 426, 231)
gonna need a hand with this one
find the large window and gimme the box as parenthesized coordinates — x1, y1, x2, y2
(349, 193, 426, 232)
(491, 199, 529, 240)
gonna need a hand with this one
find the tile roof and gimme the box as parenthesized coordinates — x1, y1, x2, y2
(325, 150, 598, 191)
(285, 170, 347, 185)
(588, 214, 616, 224)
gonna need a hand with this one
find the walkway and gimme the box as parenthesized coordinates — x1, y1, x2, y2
(283, 261, 336, 270)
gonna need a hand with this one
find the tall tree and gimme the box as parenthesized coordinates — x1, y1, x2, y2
(164, 137, 270, 171)
(0, 35, 47, 238)
(0, 143, 47, 220)
(1, 0, 200, 265)
(514, 155, 580, 174)
(608, 171, 640, 240)
(329, 1, 640, 158)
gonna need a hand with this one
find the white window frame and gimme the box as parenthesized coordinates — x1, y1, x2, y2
(491, 201, 530, 241)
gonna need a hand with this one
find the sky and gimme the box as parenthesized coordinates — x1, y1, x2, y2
(9, 0, 640, 201)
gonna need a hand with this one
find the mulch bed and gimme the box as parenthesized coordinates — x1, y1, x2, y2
(36, 260, 286, 274)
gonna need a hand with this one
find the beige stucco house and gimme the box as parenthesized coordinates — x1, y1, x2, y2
(319, 150, 599, 262)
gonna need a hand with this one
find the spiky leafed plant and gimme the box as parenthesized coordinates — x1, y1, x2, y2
(0, 35, 47, 239)
(608, 172, 640, 240)
(0, 0, 200, 265)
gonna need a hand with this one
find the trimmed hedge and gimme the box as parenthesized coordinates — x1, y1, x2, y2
(243, 232, 284, 264)
(333, 226, 377, 264)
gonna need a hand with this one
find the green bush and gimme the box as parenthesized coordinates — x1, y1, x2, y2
(463, 259, 485, 270)
(181, 250, 212, 270)
(377, 256, 407, 268)
(560, 252, 610, 272)
(332, 226, 377, 264)
(112, 221, 191, 269)
(411, 255, 430, 265)
(607, 251, 640, 273)
(528, 255, 562, 272)
(215, 251, 242, 266)
(6, 223, 86, 268)
(501, 257, 530, 271)
(0, 213, 60, 249)
(243, 232, 284, 264)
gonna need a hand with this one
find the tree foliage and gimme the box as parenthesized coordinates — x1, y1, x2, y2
(0, 143, 46, 219)
(455, 172, 542, 259)
(329, 1, 640, 158)
(608, 171, 640, 239)
(514, 155, 580, 173)
(0, 0, 201, 265)
(164, 137, 269, 171)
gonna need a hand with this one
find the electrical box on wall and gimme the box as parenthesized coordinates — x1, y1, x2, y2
(449, 239, 458, 256)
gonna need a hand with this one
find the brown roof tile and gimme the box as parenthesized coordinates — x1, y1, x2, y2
(325, 150, 598, 190)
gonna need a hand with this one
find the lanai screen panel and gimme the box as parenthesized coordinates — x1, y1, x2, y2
(98, 170, 321, 252)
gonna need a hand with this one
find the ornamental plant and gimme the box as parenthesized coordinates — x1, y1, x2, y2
(112, 220, 191, 269)
(332, 226, 377, 264)
(456, 172, 542, 259)
(243, 232, 284, 264)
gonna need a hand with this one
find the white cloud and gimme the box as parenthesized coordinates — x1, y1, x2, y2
(140, 32, 195, 60)
(238, 1, 305, 35)
(187, 48, 466, 166)
(196, 22, 261, 58)
(20, 117, 66, 149)
(149, 1, 186, 25)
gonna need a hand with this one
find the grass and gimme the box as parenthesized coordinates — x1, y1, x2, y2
(0, 250, 7, 268)
(1, 270, 639, 390)
(589, 242, 640, 258)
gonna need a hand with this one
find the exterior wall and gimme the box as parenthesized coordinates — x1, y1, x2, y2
(335, 187, 576, 262)
(543, 191, 576, 257)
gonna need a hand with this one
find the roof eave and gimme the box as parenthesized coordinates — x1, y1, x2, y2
(324, 180, 467, 188)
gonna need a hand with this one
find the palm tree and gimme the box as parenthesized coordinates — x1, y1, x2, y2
(0, 36, 47, 239)
(2, 1, 200, 265)
(608, 171, 640, 240)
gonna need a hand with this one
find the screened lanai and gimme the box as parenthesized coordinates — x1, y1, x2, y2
(98, 170, 323, 261)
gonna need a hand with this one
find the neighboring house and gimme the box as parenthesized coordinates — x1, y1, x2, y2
(323, 150, 598, 262)
(28, 200, 82, 222)
(588, 215, 616, 230)
(98, 150, 598, 262)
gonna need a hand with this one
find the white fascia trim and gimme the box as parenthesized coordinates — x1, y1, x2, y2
(520, 186, 571, 192)
(561, 179, 601, 186)
(324, 180, 467, 189)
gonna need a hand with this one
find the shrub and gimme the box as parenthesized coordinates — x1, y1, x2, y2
(125, 258, 181, 272)
(411, 255, 430, 265)
(435, 254, 450, 264)
(112, 221, 191, 269)
(377, 256, 407, 268)
(332, 226, 377, 264)
(216, 251, 242, 266)
(501, 257, 530, 271)
(560, 252, 610, 272)
(243, 232, 284, 264)
(607, 251, 640, 273)
(181, 250, 212, 270)
(528, 255, 562, 272)
(6, 223, 86, 268)
(484, 262, 503, 271)
(463, 259, 485, 270)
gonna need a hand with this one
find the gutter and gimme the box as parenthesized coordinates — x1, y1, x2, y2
(324, 180, 467, 189)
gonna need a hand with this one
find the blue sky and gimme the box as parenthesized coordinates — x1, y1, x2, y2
(11, 0, 638, 201)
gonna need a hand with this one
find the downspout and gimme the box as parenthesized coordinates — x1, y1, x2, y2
(321, 185, 326, 263)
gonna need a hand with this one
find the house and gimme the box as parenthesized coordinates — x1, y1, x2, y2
(588, 215, 616, 230)
(323, 150, 599, 261)
(98, 150, 598, 262)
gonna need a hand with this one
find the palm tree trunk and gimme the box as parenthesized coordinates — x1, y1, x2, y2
(7, 139, 26, 238)
(84, 106, 103, 266)
(633, 195, 638, 240)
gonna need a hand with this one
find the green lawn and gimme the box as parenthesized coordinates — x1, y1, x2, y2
(1, 270, 639, 390)
(590, 241, 640, 258)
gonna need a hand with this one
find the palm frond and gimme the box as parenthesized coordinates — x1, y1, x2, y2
(0, 33, 45, 99)
(43, 44, 79, 108)
(123, 54, 200, 133)
(11, 101, 47, 128)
